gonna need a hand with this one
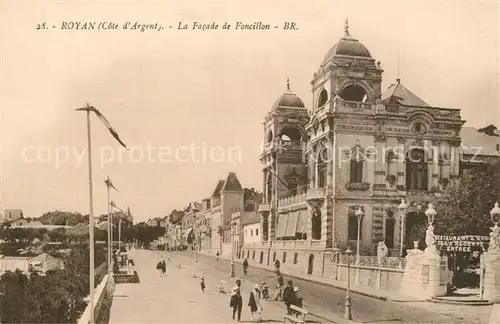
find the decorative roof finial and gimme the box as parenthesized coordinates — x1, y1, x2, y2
(344, 18, 350, 36)
(286, 77, 290, 91)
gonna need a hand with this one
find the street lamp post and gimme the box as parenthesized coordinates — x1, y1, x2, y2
(344, 247, 354, 320)
(355, 207, 364, 265)
(398, 199, 409, 257)
(425, 203, 436, 226)
(230, 221, 236, 277)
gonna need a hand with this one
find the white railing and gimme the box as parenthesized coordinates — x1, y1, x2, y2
(337, 255, 407, 269)
(278, 192, 307, 208)
(77, 274, 115, 324)
(344, 100, 373, 110)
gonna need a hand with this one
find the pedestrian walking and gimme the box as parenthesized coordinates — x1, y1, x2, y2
(274, 258, 281, 275)
(229, 287, 243, 322)
(248, 284, 263, 322)
(274, 273, 284, 300)
(216, 251, 220, 262)
(243, 258, 249, 275)
(200, 276, 206, 293)
(156, 260, 163, 278)
(161, 260, 167, 277)
(283, 280, 295, 315)
(293, 287, 302, 315)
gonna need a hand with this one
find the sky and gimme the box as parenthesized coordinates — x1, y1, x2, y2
(0, 0, 498, 222)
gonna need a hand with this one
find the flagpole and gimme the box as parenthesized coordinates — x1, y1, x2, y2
(110, 204, 114, 256)
(106, 177, 111, 274)
(118, 215, 122, 252)
(85, 106, 95, 324)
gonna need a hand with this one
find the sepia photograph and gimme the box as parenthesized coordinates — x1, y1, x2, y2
(0, 0, 499, 323)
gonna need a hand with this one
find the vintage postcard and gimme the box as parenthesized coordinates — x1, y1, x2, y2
(0, 1, 499, 323)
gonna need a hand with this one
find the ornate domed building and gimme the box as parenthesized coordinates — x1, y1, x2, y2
(240, 20, 499, 276)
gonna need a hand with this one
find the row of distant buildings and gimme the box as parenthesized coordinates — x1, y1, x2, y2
(148, 172, 263, 258)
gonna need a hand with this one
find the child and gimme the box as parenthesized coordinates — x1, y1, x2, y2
(200, 276, 206, 293)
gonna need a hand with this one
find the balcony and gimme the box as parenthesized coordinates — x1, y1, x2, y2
(346, 182, 370, 191)
(278, 185, 308, 208)
(278, 192, 307, 208)
(306, 187, 326, 201)
(344, 100, 372, 110)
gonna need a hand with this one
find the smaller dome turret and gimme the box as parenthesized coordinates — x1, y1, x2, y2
(321, 19, 372, 66)
(272, 78, 305, 109)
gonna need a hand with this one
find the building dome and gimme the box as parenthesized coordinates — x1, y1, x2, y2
(272, 78, 305, 109)
(321, 20, 372, 66)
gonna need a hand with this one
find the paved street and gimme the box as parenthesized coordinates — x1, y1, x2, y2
(109, 249, 331, 323)
(109, 249, 492, 323)
(174, 251, 485, 324)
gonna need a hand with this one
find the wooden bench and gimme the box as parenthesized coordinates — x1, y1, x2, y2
(284, 305, 309, 324)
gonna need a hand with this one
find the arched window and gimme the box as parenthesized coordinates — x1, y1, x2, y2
(347, 208, 363, 241)
(350, 153, 363, 183)
(317, 150, 327, 188)
(267, 130, 273, 143)
(340, 84, 367, 102)
(318, 89, 328, 108)
(311, 208, 321, 240)
(406, 148, 428, 190)
(280, 126, 302, 142)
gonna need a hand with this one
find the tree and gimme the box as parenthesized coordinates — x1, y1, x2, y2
(434, 162, 500, 236)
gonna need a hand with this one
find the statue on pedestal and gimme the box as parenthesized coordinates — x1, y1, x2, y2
(488, 224, 500, 252)
(377, 241, 388, 265)
(425, 224, 436, 251)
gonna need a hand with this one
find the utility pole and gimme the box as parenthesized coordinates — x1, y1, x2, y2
(106, 177, 112, 274)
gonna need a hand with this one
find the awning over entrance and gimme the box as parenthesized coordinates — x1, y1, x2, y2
(275, 214, 287, 238)
(284, 211, 299, 237)
(296, 209, 307, 234)
(183, 227, 193, 237)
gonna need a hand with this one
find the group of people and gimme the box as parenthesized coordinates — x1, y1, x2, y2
(229, 279, 263, 322)
(227, 275, 303, 322)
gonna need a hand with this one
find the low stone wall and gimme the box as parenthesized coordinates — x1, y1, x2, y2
(77, 274, 116, 324)
(336, 264, 405, 292)
(240, 244, 327, 277)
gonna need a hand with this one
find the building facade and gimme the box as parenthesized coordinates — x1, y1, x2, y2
(242, 21, 500, 277)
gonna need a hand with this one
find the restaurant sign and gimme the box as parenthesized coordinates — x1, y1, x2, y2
(435, 235, 489, 252)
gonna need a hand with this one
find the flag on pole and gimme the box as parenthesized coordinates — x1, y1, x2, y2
(110, 201, 124, 213)
(76, 105, 128, 149)
(105, 178, 118, 192)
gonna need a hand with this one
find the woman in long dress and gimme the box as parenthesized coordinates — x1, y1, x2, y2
(248, 284, 262, 322)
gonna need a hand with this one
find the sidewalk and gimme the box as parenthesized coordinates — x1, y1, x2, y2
(109, 249, 355, 323)
(197, 250, 422, 302)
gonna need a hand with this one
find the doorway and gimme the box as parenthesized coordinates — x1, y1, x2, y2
(307, 254, 314, 274)
(260, 251, 264, 264)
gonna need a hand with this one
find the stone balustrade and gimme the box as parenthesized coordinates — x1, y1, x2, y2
(278, 192, 307, 208)
(338, 255, 407, 269)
